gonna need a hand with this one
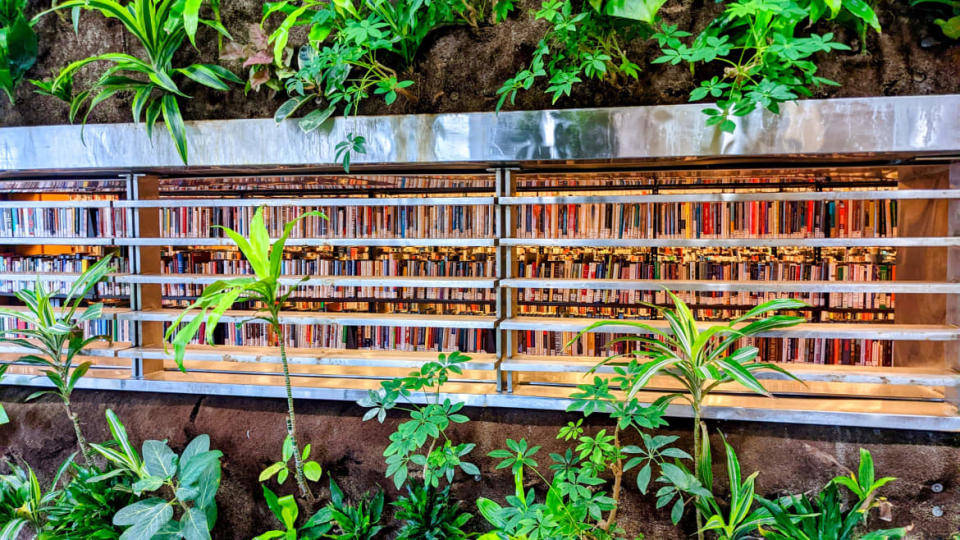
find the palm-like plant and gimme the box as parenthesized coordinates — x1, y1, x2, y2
(0, 255, 114, 464)
(574, 290, 806, 539)
(35, 0, 238, 164)
(166, 207, 324, 502)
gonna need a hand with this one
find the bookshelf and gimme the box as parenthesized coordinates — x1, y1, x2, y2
(1, 168, 959, 430)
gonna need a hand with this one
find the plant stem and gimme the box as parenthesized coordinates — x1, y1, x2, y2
(693, 405, 704, 540)
(602, 423, 623, 531)
(63, 398, 91, 466)
(276, 321, 314, 504)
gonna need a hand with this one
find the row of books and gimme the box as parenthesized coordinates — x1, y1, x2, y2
(0, 317, 129, 342)
(0, 207, 128, 238)
(514, 200, 899, 239)
(0, 254, 131, 298)
(164, 322, 495, 353)
(160, 205, 494, 239)
(516, 330, 893, 366)
(159, 174, 495, 194)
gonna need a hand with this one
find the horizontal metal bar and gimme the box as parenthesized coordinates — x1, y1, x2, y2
(115, 273, 496, 288)
(500, 317, 960, 340)
(115, 196, 495, 208)
(115, 237, 496, 247)
(4, 95, 960, 172)
(501, 278, 959, 294)
(501, 237, 960, 248)
(1, 374, 956, 431)
(0, 237, 117, 246)
(500, 189, 960, 205)
(119, 309, 497, 329)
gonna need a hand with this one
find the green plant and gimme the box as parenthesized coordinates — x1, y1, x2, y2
(697, 435, 774, 540)
(255, 483, 332, 539)
(261, 435, 324, 487)
(220, 23, 293, 93)
(265, 0, 515, 170)
(758, 449, 906, 540)
(167, 207, 325, 502)
(37, 0, 238, 164)
(496, 0, 662, 110)
(0, 255, 114, 464)
(90, 409, 223, 539)
(0, 0, 38, 103)
(256, 477, 385, 540)
(358, 351, 480, 490)
(42, 461, 138, 539)
(0, 457, 71, 539)
(912, 0, 960, 39)
(393, 481, 471, 540)
(574, 291, 806, 538)
(653, 0, 854, 133)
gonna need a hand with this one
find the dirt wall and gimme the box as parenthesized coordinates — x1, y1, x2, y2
(0, 387, 957, 539)
(2, 0, 960, 127)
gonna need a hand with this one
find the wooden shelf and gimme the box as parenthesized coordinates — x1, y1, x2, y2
(500, 189, 960, 205)
(500, 317, 960, 340)
(0, 341, 132, 357)
(119, 309, 497, 329)
(502, 278, 956, 294)
(115, 196, 495, 208)
(501, 237, 960, 248)
(120, 345, 498, 371)
(0, 199, 114, 208)
(117, 274, 496, 288)
(117, 237, 496, 248)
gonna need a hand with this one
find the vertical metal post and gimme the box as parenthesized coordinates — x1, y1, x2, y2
(123, 173, 145, 379)
(499, 168, 519, 393)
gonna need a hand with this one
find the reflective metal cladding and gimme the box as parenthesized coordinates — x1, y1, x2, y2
(1, 94, 959, 172)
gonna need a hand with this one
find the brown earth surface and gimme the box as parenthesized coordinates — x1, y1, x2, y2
(1, 0, 959, 126)
(0, 387, 957, 539)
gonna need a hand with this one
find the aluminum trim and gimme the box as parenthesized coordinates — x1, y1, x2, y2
(3, 95, 960, 172)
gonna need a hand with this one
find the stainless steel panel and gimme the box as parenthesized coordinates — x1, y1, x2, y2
(3, 95, 960, 172)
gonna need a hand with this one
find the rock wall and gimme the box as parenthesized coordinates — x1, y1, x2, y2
(1, 387, 957, 539)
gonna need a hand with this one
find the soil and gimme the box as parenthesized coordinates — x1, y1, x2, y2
(0, 387, 958, 539)
(2, 0, 959, 127)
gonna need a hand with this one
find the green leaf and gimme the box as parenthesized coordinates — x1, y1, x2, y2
(183, 0, 203, 46)
(160, 94, 189, 164)
(274, 94, 314, 123)
(143, 440, 179, 480)
(670, 497, 684, 524)
(604, 0, 667, 23)
(176, 64, 233, 91)
(132, 476, 165, 494)
(843, 0, 881, 32)
(0, 404, 8, 425)
(180, 506, 212, 540)
(182, 434, 211, 466)
(303, 461, 322, 482)
(297, 104, 336, 133)
(113, 498, 173, 539)
(259, 461, 285, 482)
(105, 409, 141, 470)
(636, 462, 652, 494)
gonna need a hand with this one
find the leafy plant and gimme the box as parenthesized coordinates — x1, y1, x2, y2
(90, 409, 223, 540)
(261, 435, 323, 487)
(167, 207, 325, 502)
(265, 0, 516, 170)
(255, 484, 332, 540)
(42, 461, 138, 540)
(653, 0, 854, 133)
(220, 23, 293, 93)
(0, 255, 114, 464)
(37, 0, 238, 164)
(574, 291, 806, 538)
(758, 448, 906, 540)
(0, 0, 38, 103)
(496, 0, 661, 110)
(912, 0, 960, 39)
(697, 435, 774, 540)
(0, 457, 71, 539)
(358, 351, 480, 491)
(393, 481, 471, 540)
(256, 477, 385, 540)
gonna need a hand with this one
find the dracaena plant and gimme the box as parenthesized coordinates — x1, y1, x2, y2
(497, 0, 663, 110)
(0, 254, 114, 464)
(0, 0, 38, 103)
(574, 291, 806, 539)
(90, 409, 223, 540)
(653, 0, 857, 133)
(265, 0, 515, 171)
(358, 351, 480, 491)
(0, 456, 72, 540)
(256, 477, 385, 540)
(758, 448, 906, 540)
(166, 207, 325, 503)
(34, 0, 238, 164)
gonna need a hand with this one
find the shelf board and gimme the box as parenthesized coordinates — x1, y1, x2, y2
(115, 196, 495, 208)
(502, 355, 959, 386)
(0, 306, 130, 319)
(0, 237, 117, 246)
(120, 309, 497, 329)
(0, 272, 130, 283)
(117, 274, 496, 288)
(501, 237, 960, 248)
(500, 317, 960, 340)
(0, 200, 114, 208)
(120, 345, 498, 371)
(501, 278, 956, 294)
(500, 189, 960, 205)
(117, 237, 496, 248)
(0, 341, 132, 357)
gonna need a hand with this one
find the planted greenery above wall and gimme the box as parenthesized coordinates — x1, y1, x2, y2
(10, 0, 959, 168)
